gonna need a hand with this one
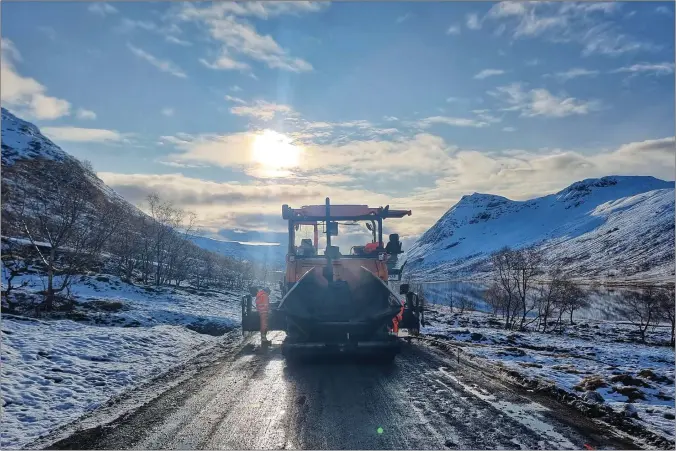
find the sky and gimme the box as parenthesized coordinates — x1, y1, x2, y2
(1, 1, 675, 246)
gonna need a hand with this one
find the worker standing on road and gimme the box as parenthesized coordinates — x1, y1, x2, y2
(392, 301, 405, 335)
(256, 287, 271, 345)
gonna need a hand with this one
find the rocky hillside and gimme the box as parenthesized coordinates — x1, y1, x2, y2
(405, 176, 675, 283)
(1, 108, 252, 293)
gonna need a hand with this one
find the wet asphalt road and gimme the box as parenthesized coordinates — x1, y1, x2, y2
(47, 332, 637, 450)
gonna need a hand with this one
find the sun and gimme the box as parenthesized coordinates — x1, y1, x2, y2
(251, 129, 301, 170)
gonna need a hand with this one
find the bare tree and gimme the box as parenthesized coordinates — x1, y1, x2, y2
(457, 295, 476, 314)
(490, 247, 518, 329)
(562, 280, 588, 325)
(16, 160, 94, 309)
(512, 247, 542, 330)
(1, 238, 30, 303)
(484, 283, 503, 316)
(657, 286, 675, 346)
(444, 290, 455, 312)
(613, 287, 662, 343)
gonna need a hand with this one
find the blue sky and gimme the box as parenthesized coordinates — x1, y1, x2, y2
(1, 1, 675, 243)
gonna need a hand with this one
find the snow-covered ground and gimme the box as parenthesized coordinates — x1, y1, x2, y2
(422, 305, 675, 443)
(1, 273, 248, 449)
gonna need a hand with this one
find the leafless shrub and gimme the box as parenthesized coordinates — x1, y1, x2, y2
(612, 286, 663, 343)
(486, 246, 542, 330)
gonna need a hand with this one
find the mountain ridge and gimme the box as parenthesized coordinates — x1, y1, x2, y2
(405, 175, 675, 283)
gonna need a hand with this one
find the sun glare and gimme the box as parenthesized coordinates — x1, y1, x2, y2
(252, 130, 301, 171)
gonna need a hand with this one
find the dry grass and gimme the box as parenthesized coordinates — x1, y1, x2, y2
(574, 375, 608, 392)
(610, 373, 650, 388)
(612, 385, 646, 402)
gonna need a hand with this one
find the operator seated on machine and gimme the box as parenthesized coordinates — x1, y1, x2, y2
(385, 233, 403, 271)
(297, 238, 316, 256)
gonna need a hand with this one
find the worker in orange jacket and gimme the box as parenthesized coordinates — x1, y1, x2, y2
(256, 287, 271, 345)
(392, 301, 405, 335)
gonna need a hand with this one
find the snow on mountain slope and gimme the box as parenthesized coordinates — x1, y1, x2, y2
(405, 176, 675, 283)
(188, 235, 286, 268)
(1, 107, 71, 165)
(1, 107, 131, 208)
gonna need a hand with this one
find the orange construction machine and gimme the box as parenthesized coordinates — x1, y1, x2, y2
(241, 197, 425, 362)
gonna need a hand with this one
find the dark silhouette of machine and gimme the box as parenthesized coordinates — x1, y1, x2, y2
(241, 198, 424, 362)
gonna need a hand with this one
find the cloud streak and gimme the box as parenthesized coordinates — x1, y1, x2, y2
(474, 69, 505, 79)
(488, 83, 600, 118)
(128, 43, 187, 78)
(486, 2, 659, 57)
(87, 2, 118, 17)
(546, 68, 600, 82)
(176, 2, 321, 73)
(127, 44, 188, 78)
(42, 126, 126, 143)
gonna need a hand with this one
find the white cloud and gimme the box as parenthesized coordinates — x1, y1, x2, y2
(76, 108, 97, 120)
(446, 24, 461, 35)
(88, 3, 118, 17)
(230, 100, 296, 120)
(486, 2, 658, 58)
(199, 55, 250, 71)
(611, 62, 675, 76)
(415, 116, 489, 128)
(1, 38, 22, 62)
(104, 132, 676, 236)
(96, 171, 392, 233)
(231, 85, 243, 92)
(0, 38, 71, 120)
(210, 16, 313, 72)
(224, 95, 247, 104)
(472, 109, 502, 124)
(502, 127, 516, 132)
(165, 35, 192, 46)
(176, 2, 328, 21)
(466, 13, 482, 30)
(161, 108, 175, 117)
(41, 126, 125, 143)
(128, 43, 187, 78)
(488, 83, 600, 118)
(474, 69, 505, 80)
(406, 136, 675, 225)
(176, 3, 318, 73)
(547, 68, 600, 82)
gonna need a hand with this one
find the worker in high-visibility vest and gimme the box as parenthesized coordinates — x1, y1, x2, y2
(392, 301, 405, 335)
(256, 287, 271, 345)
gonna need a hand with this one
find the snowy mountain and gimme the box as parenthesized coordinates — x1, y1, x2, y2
(1, 108, 70, 165)
(405, 176, 675, 283)
(1, 108, 131, 208)
(188, 235, 286, 268)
